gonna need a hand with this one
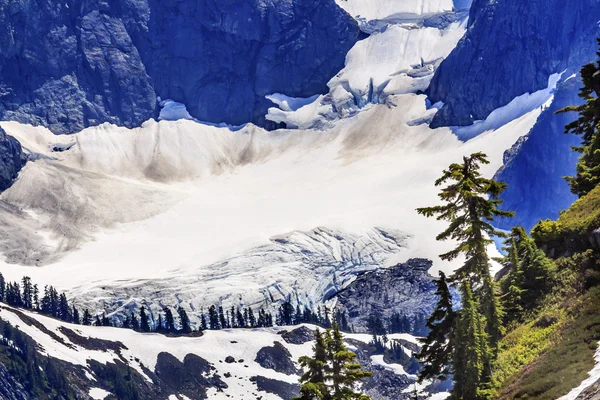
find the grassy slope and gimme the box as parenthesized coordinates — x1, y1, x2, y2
(493, 185, 600, 399)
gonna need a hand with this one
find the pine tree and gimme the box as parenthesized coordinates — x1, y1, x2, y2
(416, 152, 512, 348)
(452, 281, 489, 400)
(0, 272, 5, 302)
(164, 307, 176, 332)
(295, 329, 330, 400)
(328, 325, 372, 399)
(218, 306, 227, 330)
(556, 38, 600, 197)
(296, 326, 371, 400)
(177, 306, 192, 333)
(82, 309, 92, 325)
(140, 306, 151, 332)
(247, 307, 256, 328)
(208, 305, 220, 329)
(156, 313, 164, 332)
(417, 271, 456, 382)
(21, 277, 33, 309)
(72, 305, 81, 324)
(200, 312, 207, 331)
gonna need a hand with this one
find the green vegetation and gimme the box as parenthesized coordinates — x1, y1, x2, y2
(295, 325, 372, 400)
(416, 152, 513, 399)
(556, 38, 600, 197)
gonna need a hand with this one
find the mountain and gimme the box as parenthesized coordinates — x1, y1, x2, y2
(0, 0, 359, 133)
(0, 0, 599, 398)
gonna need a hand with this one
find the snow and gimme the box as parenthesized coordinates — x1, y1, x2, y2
(558, 342, 600, 400)
(0, 305, 432, 399)
(371, 354, 414, 377)
(335, 0, 458, 31)
(452, 73, 563, 140)
(0, 81, 552, 317)
(89, 388, 111, 400)
(329, 22, 467, 108)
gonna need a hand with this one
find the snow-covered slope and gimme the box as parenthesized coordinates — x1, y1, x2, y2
(0, 304, 435, 400)
(0, 78, 555, 319)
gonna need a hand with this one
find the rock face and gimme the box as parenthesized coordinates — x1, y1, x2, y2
(0, 127, 26, 192)
(0, 0, 359, 134)
(255, 341, 299, 375)
(428, 0, 600, 128)
(495, 76, 581, 230)
(0, 363, 31, 400)
(333, 259, 439, 333)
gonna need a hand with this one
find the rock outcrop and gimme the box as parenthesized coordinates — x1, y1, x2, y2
(495, 76, 581, 230)
(333, 258, 440, 333)
(0, 0, 360, 133)
(0, 127, 26, 192)
(428, 0, 600, 128)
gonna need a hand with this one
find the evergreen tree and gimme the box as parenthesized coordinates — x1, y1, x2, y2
(58, 293, 71, 322)
(156, 313, 164, 333)
(328, 325, 372, 399)
(295, 329, 330, 400)
(556, 38, 600, 197)
(140, 306, 151, 332)
(452, 281, 489, 400)
(96, 314, 102, 326)
(32, 284, 39, 310)
(0, 272, 5, 301)
(200, 312, 207, 331)
(102, 312, 111, 327)
(164, 307, 176, 332)
(236, 307, 246, 328)
(417, 271, 456, 382)
(208, 305, 220, 329)
(21, 277, 33, 309)
(177, 306, 192, 333)
(278, 301, 295, 326)
(131, 312, 140, 331)
(218, 306, 227, 330)
(416, 152, 512, 348)
(247, 307, 256, 328)
(296, 326, 371, 400)
(82, 309, 92, 325)
(72, 305, 81, 324)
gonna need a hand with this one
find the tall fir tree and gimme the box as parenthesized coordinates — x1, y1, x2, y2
(417, 271, 456, 382)
(452, 281, 490, 400)
(140, 306, 151, 332)
(556, 38, 600, 197)
(296, 329, 329, 400)
(416, 152, 512, 348)
(177, 306, 192, 333)
(328, 325, 372, 399)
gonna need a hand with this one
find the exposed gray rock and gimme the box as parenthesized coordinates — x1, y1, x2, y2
(0, 363, 31, 400)
(154, 352, 227, 399)
(0, 0, 359, 134)
(252, 376, 300, 400)
(428, 0, 600, 128)
(495, 75, 582, 230)
(333, 259, 439, 333)
(280, 326, 315, 345)
(255, 341, 299, 375)
(0, 127, 26, 192)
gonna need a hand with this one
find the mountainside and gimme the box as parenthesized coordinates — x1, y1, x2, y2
(428, 0, 600, 128)
(0, 304, 439, 400)
(0, 0, 599, 398)
(0, 0, 359, 133)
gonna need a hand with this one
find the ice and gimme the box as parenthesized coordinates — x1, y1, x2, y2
(159, 99, 194, 121)
(0, 82, 552, 314)
(328, 22, 467, 111)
